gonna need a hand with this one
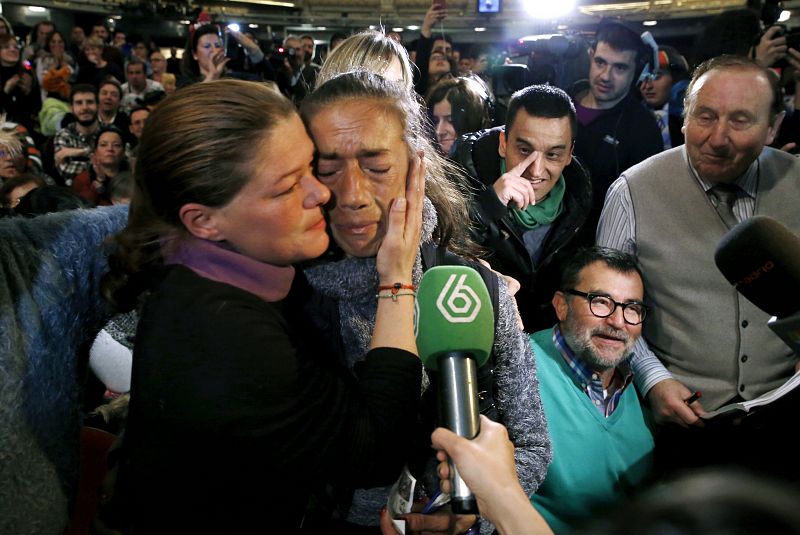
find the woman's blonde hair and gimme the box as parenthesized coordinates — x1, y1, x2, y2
(317, 30, 414, 91)
(0, 129, 23, 160)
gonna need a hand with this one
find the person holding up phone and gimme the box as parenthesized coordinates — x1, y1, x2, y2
(223, 25, 275, 82)
(415, 0, 455, 96)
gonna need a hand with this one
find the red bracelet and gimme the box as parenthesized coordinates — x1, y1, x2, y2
(377, 282, 416, 296)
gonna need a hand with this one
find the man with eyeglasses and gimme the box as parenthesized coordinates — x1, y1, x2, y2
(528, 246, 654, 533)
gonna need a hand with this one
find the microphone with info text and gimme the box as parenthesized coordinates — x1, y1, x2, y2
(715, 215, 800, 352)
(415, 265, 495, 515)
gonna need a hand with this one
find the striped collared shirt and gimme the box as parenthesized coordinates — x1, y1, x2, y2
(595, 147, 759, 395)
(552, 326, 634, 417)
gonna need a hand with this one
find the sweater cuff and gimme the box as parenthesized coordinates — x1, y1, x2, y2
(365, 347, 421, 369)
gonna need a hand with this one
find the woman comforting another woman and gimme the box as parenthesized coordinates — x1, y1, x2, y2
(103, 79, 425, 533)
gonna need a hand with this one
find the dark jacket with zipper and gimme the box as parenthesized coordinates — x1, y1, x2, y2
(453, 126, 593, 331)
(569, 80, 662, 227)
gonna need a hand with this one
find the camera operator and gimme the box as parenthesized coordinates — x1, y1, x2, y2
(276, 35, 318, 106)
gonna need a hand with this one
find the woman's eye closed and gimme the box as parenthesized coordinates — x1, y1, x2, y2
(315, 166, 338, 178)
(276, 182, 298, 196)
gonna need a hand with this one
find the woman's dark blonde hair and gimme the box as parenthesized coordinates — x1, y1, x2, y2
(317, 30, 414, 91)
(301, 71, 477, 258)
(102, 79, 296, 310)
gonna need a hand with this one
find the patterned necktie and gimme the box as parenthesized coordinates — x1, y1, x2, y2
(709, 183, 740, 229)
(655, 110, 670, 150)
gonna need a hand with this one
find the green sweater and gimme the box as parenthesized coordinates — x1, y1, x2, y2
(529, 329, 654, 534)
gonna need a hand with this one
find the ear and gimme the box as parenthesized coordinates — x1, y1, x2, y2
(553, 291, 569, 322)
(178, 203, 225, 241)
(566, 140, 575, 165)
(766, 110, 786, 146)
(498, 130, 507, 159)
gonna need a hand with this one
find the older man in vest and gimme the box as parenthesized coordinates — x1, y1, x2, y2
(597, 55, 800, 477)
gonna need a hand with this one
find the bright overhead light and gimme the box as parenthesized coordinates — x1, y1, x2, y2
(642, 20, 657, 26)
(248, 23, 259, 28)
(369, 25, 377, 30)
(180, 19, 192, 25)
(392, 27, 404, 32)
(779, 9, 791, 22)
(27, 6, 46, 12)
(407, 25, 420, 30)
(521, 0, 575, 19)
(316, 26, 327, 30)
(474, 27, 486, 32)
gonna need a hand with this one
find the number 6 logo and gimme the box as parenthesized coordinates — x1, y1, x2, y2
(436, 274, 482, 323)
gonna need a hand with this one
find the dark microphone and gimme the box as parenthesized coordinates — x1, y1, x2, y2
(715, 215, 800, 318)
(715, 216, 800, 351)
(415, 266, 495, 514)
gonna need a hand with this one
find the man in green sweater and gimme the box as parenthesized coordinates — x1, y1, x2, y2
(530, 246, 655, 533)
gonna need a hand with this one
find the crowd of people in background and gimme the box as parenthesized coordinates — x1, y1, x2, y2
(2, 2, 800, 534)
(2, 4, 799, 214)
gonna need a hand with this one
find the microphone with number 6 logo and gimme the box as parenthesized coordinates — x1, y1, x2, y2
(415, 265, 495, 514)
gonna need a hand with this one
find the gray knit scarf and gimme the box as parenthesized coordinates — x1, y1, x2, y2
(303, 197, 437, 526)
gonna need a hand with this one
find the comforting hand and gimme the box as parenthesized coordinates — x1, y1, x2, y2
(492, 151, 540, 211)
(753, 25, 788, 67)
(376, 152, 425, 285)
(647, 378, 705, 427)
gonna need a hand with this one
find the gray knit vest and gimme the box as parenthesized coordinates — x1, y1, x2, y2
(626, 146, 800, 410)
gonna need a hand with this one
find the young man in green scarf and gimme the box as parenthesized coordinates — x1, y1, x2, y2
(453, 84, 593, 331)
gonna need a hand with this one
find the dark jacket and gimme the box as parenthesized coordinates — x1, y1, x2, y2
(453, 126, 593, 331)
(570, 81, 662, 223)
(277, 63, 319, 106)
(125, 266, 422, 533)
(668, 111, 685, 148)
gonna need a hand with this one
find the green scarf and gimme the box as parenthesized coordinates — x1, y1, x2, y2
(500, 158, 566, 229)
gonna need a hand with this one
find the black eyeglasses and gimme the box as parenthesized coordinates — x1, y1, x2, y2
(564, 289, 649, 325)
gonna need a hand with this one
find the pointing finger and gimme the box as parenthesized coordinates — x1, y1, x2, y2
(508, 150, 539, 177)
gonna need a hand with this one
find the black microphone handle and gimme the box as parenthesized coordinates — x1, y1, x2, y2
(438, 352, 481, 515)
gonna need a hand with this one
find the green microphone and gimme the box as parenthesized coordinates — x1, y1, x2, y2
(415, 265, 495, 514)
